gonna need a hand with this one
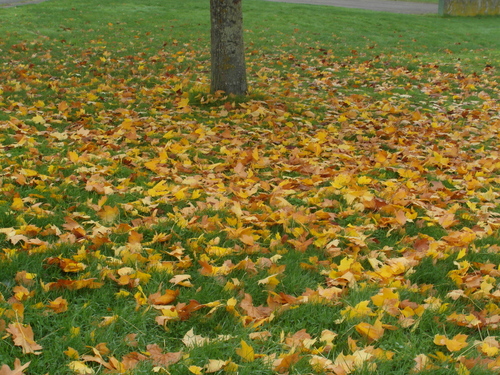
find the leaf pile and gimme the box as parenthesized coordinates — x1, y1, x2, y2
(1, 1, 500, 374)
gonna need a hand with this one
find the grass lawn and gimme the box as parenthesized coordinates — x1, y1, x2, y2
(0, 0, 499, 374)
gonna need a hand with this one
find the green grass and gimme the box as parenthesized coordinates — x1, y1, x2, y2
(1, 0, 500, 374)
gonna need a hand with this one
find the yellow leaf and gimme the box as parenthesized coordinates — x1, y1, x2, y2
(331, 173, 351, 189)
(11, 197, 24, 211)
(173, 188, 187, 200)
(97, 205, 119, 223)
(456, 248, 467, 260)
(32, 114, 46, 124)
(257, 274, 280, 290)
(371, 288, 399, 307)
(433, 334, 468, 352)
(480, 342, 499, 357)
(457, 362, 470, 375)
(177, 97, 190, 108)
(148, 180, 170, 197)
(64, 347, 80, 359)
(205, 359, 227, 373)
(236, 340, 255, 362)
(68, 361, 95, 374)
(342, 300, 373, 319)
(355, 319, 384, 342)
(357, 176, 372, 185)
(188, 366, 203, 374)
(223, 361, 239, 373)
(206, 246, 234, 257)
(70, 327, 80, 338)
(98, 315, 118, 327)
(433, 334, 447, 346)
(446, 334, 468, 352)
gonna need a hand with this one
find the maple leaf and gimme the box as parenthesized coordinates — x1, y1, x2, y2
(433, 334, 469, 352)
(96, 205, 119, 223)
(188, 366, 203, 374)
(6, 323, 43, 354)
(273, 352, 300, 373)
(475, 336, 500, 357)
(240, 293, 273, 321)
(249, 331, 272, 341)
(169, 274, 194, 287)
(47, 296, 69, 313)
(412, 354, 437, 372)
(121, 352, 148, 370)
(64, 347, 80, 359)
(148, 289, 179, 305)
(341, 300, 374, 319)
(205, 359, 228, 373)
(44, 278, 103, 291)
(236, 340, 255, 362)
(14, 271, 36, 287)
(146, 344, 182, 367)
(45, 257, 87, 273)
(10, 197, 25, 211)
(67, 361, 95, 375)
(333, 349, 374, 374)
(11, 286, 34, 302)
(355, 319, 385, 342)
(0, 359, 30, 375)
(257, 274, 280, 290)
(182, 328, 210, 348)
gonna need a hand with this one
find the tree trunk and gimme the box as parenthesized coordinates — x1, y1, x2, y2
(210, 0, 247, 95)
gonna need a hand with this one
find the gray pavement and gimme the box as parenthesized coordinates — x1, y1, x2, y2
(267, 0, 438, 14)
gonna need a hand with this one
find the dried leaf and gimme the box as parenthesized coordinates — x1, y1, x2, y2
(6, 323, 43, 354)
(0, 359, 30, 375)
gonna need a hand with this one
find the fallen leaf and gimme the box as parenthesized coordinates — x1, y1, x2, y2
(0, 359, 31, 375)
(6, 323, 43, 354)
(236, 340, 255, 362)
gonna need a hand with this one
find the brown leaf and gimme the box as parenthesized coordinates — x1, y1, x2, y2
(6, 323, 43, 354)
(0, 359, 30, 375)
(273, 352, 300, 373)
(121, 352, 148, 370)
(146, 344, 182, 367)
(240, 293, 272, 320)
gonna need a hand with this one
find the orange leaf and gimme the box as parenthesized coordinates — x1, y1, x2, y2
(148, 289, 179, 305)
(45, 278, 103, 291)
(273, 352, 300, 373)
(355, 319, 385, 342)
(47, 296, 68, 313)
(45, 257, 87, 273)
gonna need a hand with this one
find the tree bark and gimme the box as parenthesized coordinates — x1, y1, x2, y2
(210, 0, 247, 95)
